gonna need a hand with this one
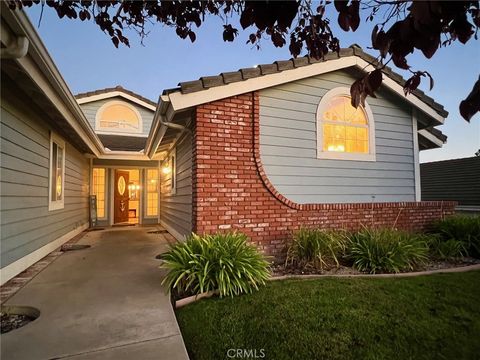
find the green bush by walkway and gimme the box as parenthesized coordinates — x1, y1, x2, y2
(160, 232, 270, 297)
(177, 271, 480, 360)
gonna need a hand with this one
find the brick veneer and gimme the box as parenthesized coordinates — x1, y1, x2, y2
(192, 92, 456, 257)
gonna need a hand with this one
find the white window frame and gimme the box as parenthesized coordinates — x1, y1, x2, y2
(145, 168, 160, 218)
(169, 150, 177, 195)
(49, 132, 66, 211)
(92, 167, 107, 220)
(316, 87, 376, 162)
(95, 100, 143, 135)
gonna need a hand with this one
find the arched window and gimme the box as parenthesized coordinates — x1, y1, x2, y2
(95, 101, 142, 134)
(316, 87, 375, 161)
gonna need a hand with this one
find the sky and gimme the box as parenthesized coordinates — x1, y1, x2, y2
(26, 4, 480, 163)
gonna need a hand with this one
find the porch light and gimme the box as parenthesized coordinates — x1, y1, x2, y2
(162, 164, 171, 175)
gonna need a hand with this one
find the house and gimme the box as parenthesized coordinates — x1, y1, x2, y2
(1, 5, 456, 284)
(421, 156, 480, 214)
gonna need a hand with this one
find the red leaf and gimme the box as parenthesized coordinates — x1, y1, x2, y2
(348, 0, 360, 31)
(338, 12, 350, 31)
(350, 78, 364, 108)
(371, 24, 379, 48)
(111, 36, 119, 48)
(334, 0, 348, 12)
(368, 69, 383, 93)
(459, 77, 480, 122)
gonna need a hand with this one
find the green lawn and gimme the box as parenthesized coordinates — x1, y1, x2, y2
(176, 271, 480, 360)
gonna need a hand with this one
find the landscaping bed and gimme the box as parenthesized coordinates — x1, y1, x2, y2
(273, 256, 480, 276)
(176, 271, 480, 360)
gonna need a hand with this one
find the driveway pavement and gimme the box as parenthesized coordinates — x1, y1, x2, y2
(1, 227, 189, 360)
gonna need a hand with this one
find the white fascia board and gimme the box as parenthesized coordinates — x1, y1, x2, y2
(145, 96, 172, 158)
(76, 91, 156, 111)
(418, 129, 445, 147)
(168, 57, 357, 111)
(168, 56, 445, 125)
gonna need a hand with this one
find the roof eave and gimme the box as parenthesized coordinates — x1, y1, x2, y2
(2, 4, 104, 156)
(168, 54, 446, 125)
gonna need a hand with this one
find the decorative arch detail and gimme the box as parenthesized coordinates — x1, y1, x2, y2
(95, 100, 143, 134)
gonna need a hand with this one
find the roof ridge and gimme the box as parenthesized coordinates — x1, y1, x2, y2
(75, 86, 156, 107)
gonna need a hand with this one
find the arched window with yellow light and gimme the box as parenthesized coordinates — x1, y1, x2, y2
(95, 100, 143, 134)
(316, 87, 376, 161)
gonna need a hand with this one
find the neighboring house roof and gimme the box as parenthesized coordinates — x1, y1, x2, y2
(98, 134, 147, 152)
(75, 85, 157, 111)
(420, 157, 480, 207)
(172, 45, 447, 119)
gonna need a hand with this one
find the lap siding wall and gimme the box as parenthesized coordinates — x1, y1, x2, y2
(192, 92, 456, 257)
(0, 105, 90, 268)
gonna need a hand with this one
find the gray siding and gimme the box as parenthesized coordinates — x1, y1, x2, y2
(259, 69, 416, 204)
(160, 132, 192, 239)
(79, 97, 154, 136)
(1, 106, 89, 268)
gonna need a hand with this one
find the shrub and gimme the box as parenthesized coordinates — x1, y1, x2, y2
(286, 227, 347, 270)
(347, 228, 429, 274)
(427, 234, 468, 260)
(160, 232, 270, 298)
(431, 215, 480, 258)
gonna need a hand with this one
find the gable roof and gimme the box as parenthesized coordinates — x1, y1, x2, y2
(75, 85, 157, 110)
(166, 46, 447, 122)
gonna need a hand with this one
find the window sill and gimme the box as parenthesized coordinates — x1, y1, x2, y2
(317, 152, 376, 162)
(48, 201, 65, 211)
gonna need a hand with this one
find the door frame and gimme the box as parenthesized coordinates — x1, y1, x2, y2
(109, 168, 143, 226)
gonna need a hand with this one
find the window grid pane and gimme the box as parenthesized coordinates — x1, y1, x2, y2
(146, 169, 159, 216)
(322, 96, 369, 154)
(92, 168, 106, 218)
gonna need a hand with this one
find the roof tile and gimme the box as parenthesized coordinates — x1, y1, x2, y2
(240, 67, 262, 80)
(200, 76, 224, 88)
(259, 63, 278, 75)
(275, 60, 294, 71)
(221, 71, 243, 84)
(174, 46, 448, 118)
(75, 85, 156, 107)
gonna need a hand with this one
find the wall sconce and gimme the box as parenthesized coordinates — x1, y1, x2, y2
(162, 162, 171, 174)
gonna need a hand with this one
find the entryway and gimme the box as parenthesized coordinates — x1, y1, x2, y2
(114, 169, 141, 225)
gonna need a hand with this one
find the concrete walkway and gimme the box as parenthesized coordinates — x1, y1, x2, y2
(1, 227, 189, 360)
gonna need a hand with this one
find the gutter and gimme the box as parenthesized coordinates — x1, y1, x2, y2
(2, 4, 105, 156)
(145, 94, 190, 158)
(0, 22, 28, 59)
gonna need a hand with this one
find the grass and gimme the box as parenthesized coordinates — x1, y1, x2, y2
(176, 271, 480, 360)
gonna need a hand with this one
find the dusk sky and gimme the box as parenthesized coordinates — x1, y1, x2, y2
(26, 5, 479, 163)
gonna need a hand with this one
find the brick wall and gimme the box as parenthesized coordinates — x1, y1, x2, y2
(192, 92, 456, 257)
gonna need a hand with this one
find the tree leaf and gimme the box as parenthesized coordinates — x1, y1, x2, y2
(459, 77, 480, 122)
(368, 69, 383, 93)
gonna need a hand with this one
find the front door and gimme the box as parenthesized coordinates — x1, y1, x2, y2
(114, 170, 129, 223)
